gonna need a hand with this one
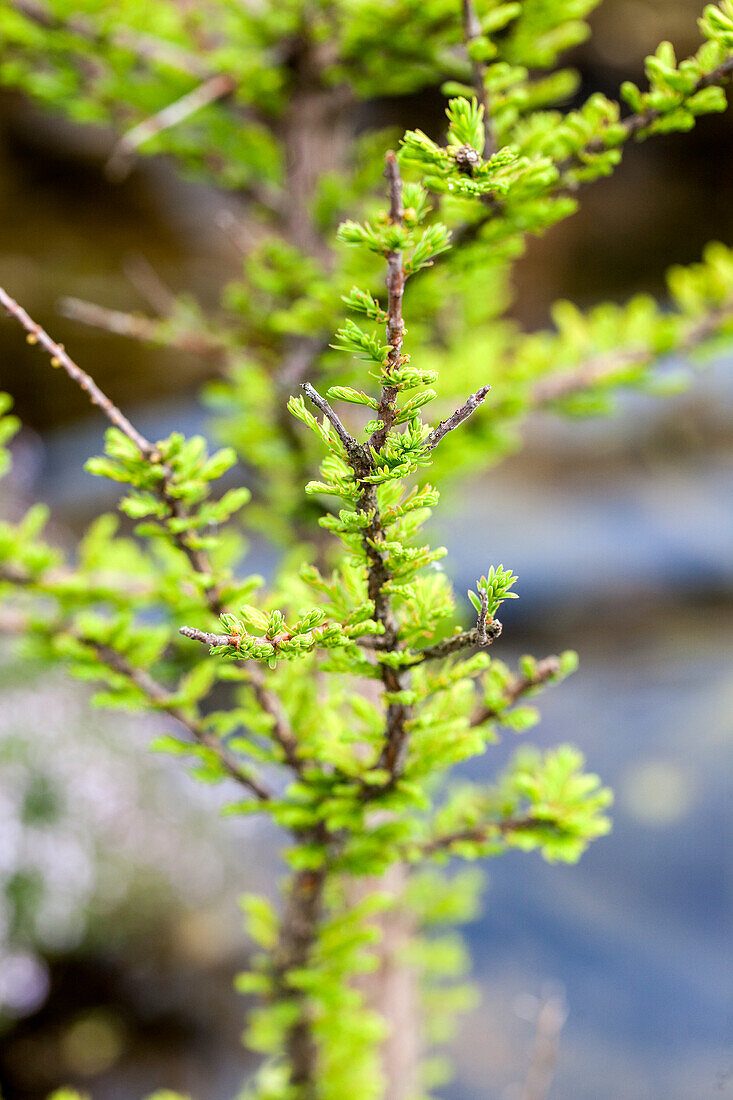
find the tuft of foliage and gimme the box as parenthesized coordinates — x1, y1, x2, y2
(0, 1, 730, 1098)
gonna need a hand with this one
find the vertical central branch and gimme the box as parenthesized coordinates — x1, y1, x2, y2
(462, 0, 496, 157)
(370, 152, 405, 453)
(275, 862, 327, 1098)
(360, 153, 412, 778)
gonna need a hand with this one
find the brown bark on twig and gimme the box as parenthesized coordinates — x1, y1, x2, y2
(369, 152, 405, 453)
(424, 383, 491, 450)
(0, 287, 155, 457)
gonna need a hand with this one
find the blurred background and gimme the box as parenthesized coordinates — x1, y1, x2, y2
(0, 0, 731, 1097)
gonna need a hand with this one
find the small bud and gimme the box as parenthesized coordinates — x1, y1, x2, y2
(50, 356, 62, 368)
(453, 144, 482, 176)
(26, 333, 38, 345)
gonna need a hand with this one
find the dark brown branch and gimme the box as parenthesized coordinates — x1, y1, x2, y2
(462, 0, 495, 156)
(424, 383, 491, 450)
(0, 287, 155, 457)
(1, 289, 302, 778)
(369, 152, 405, 452)
(470, 655, 561, 727)
(301, 382, 371, 474)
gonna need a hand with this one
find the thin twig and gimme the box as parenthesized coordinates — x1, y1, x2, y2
(0, 287, 155, 457)
(410, 619, 502, 665)
(106, 74, 237, 181)
(301, 382, 371, 473)
(122, 255, 177, 316)
(424, 384, 491, 450)
(58, 296, 227, 358)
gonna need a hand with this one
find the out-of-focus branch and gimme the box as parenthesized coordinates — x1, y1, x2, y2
(462, 0, 495, 156)
(519, 992, 568, 1100)
(470, 656, 561, 727)
(106, 74, 237, 180)
(58, 296, 227, 358)
(90, 639, 272, 800)
(0, 597, 271, 801)
(532, 297, 733, 406)
(559, 56, 733, 180)
(0, 286, 156, 457)
(421, 814, 549, 856)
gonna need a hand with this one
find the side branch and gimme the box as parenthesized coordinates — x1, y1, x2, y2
(470, 655, 561, 727)
(106, 74, 238, 180)
(0, 287, 155, 457)
(421, 814, 550, 856)
(424, 383, 491, 450)
(532, 296, 733, 406)
(90, 640, 271, 801)
(301, 382, 371, 474)
(59, 296, 227, 358)
(564, 55, 733, 172)
(411, 619, 502, 664)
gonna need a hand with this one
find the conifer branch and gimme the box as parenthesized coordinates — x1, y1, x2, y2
(0, 288, 302, 777)
(106, 74, 238, 180)
(531, 296, 733, 405)
(424, 383, 491, 450)
(0, 601, 271, 801)
(301, 382, 371, 473)
(462, 0, 495, 156)
(58, 297, 227, 358)
(0, 287, 156, 457)
(559, 55, 733, 177)
(421, 814, 552, 856)
(369, 152, 405, 452)
(411, 619, 503, 665)
(470, 656, 562, 727)
(88, 638, 272, 800)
